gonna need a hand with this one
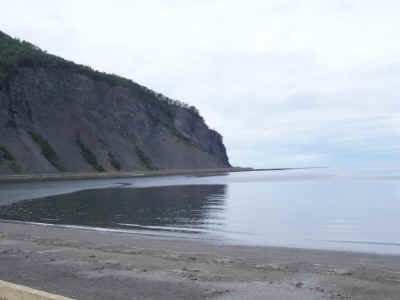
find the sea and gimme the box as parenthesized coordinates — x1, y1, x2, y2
(1, 167, 400, 255)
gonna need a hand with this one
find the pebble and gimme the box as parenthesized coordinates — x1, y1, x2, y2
(214, 258, 233, 264)
(255, 264, 266, 269)
(334, 269, 353, 276)
(295, 282, 303, 288)
(255, 263, 281, 270)
(204, 288, 230, 297)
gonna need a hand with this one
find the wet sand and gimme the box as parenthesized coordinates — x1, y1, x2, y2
(0, 221, 399, 299)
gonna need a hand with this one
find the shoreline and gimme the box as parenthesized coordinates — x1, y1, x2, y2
(2, 218, 398, 257)
(0, 167, 258, 184)
(1, 221, 399, 299)
(0, 166, 323, 184)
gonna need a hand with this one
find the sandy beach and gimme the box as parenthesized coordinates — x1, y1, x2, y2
(0, 221, 399, 300)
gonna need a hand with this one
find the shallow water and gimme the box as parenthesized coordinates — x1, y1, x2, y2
(1, 168, 400, 254)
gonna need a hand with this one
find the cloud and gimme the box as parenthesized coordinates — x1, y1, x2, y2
(2, 0, 400, 167)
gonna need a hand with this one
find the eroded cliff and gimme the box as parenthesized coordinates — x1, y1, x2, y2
(0, 31, 230, 174)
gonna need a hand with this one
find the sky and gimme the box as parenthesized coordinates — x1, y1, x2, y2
(2, 0, 400, 168)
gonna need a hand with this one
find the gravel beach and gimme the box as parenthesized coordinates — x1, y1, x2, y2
(1, 221, 399, 299)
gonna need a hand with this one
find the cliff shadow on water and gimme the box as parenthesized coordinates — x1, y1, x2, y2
(0, 185, 227, 232)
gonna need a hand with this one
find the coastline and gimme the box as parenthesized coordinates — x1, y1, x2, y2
(1, 221, 399, 299)
(0, 166, 318, 184)
(0, 167, 259, 183)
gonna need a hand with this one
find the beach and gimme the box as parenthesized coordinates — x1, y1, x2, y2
(1, 221, 399, 300)
(3, 2, 399, 299)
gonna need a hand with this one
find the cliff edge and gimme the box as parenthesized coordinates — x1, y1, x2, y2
(0, 31, 230, 174)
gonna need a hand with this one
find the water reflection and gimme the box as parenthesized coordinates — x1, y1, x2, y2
(0, 185, 227, 232)
(2, 169, 400, 254)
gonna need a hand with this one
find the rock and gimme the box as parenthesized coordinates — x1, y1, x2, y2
(187, 274, 198, 281)
(255, 264, 266, 269)
(104, 260, 119, 265)
(295, 282, 303, 288)
(204, 288, 230, 297)
(269, 263, 282, 270)
(334, 269, 353, 276)
(161, 254, 180, 260)
(214, 258, 233, 264)
(182, 267, 200, 273)
(260, 263, 281, 270)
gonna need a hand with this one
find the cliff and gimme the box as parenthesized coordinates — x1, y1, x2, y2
(0, 31, 230, 174)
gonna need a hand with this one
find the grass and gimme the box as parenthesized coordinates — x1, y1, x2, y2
(28, 130, 65, 171)
(108, 152, 121, 170)
(135, 146, 157, 170)
(76, 138, 105, 172)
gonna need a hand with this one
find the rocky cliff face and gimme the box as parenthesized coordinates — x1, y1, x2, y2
(0, 34, 230, 174)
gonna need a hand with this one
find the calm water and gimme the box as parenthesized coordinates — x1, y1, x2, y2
(1, 168, 400, 254)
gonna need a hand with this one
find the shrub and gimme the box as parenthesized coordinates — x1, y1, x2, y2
(108, 152, 121, 170)
(173, 131, 198, 149)
(135, 146, 157, 170)
(76, 138, 104, 172)
(0, 144, 15, 161)
(28, 130, 64, 171)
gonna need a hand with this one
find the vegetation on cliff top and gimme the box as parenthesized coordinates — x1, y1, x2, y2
(0, 30, 200, 117)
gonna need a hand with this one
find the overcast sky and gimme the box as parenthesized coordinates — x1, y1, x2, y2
(2, 0, 400, 168)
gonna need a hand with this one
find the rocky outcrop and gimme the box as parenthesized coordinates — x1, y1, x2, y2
(0, 35, 230, 174)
